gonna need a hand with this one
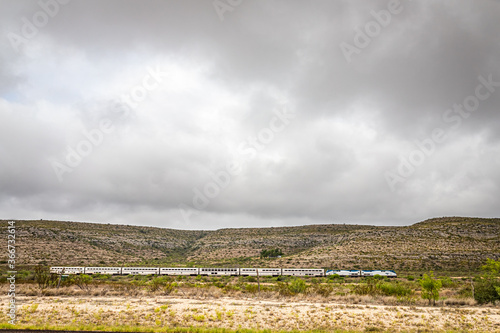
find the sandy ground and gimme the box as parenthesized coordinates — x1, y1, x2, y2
(2, 295, 500, 332)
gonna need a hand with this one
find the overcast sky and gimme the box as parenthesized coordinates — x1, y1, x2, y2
(1, 0, 499, 230)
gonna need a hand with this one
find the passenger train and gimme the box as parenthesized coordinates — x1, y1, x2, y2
(50, 266, 396, 277)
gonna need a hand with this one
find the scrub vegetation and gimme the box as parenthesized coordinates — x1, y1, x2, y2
(1, 217, 499, 332)
(3, 217, 499, 275)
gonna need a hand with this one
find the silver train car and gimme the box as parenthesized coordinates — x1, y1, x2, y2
(84, 267, 122, 275)
(121, 267, 159, 275)
(240, 268, 281, 276)
(50, 266, 85, 274)
(160, 267, 199, 276)
(326, 270, 397, 278)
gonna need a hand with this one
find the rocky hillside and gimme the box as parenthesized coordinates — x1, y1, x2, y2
(8, 219, 206, 266)
(3, 217, 499, 273)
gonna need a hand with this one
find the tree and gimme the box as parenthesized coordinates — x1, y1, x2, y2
(33, 265, 58, 290)
(419, 271, 442, 306)
(260, 248, 283, 258)
(474, 258, 500, 305)
(482, 258, 500, 276)
(68, 274, 94, 291)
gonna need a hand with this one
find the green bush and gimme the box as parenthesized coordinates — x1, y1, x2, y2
(275, 278, 308, 296)
(289, 278, 307, 294)
(328, 274, 344, 284)
(458, 284, 473, 298)
(312, 283, 333, 297)
(474, 258, 500, 305)
(260, 248, 283, 258)
(440, 276, 457, 288)
(245, 284, 259, 294)
(328, 274, 340, 280)
(276, 282, 291, 296)
(67, 274, 94, 291)
(148, 277, 168, 292)
(474, 279, 500, 305)
(377, 282, 413, 297)
(353, 278, 378, 296)
(353, 279, 413, 297)
(163, 282, 178, 295)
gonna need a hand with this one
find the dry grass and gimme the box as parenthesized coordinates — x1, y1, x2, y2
(2, 293, 499, 332)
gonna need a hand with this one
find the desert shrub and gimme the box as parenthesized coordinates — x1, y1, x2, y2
(312, 283, 333, 297)
(377, 282, 413, 297)
(406, 275, 415, 281)
(94, 273, 111, 280)
(353, 278, 378, 296)
(260, 248, 283, 258)
(163, 282, 178, 295)
(273, 278, 308, 295)
(474, 279, 500, 305)
(148, 277, 165, 292)
(276, 282, 292, 296)
(212, 280, 228, 289)
(473, 258, 500, 305)
(17, 270, 32, 281)
(289, 278, 307, 294)
(328, 274, 337, 280)
(66, 274, 94, 291)
(440, 276, 457, 288)
(458, 284, 473, 298)
(245, 283, 259, 294)
(246, 276, 257, 283)
(195, 275, 207, 282)
(328, 274, 344, 283)
(353, 278, 413, 297)
(76, 274, 94, 291)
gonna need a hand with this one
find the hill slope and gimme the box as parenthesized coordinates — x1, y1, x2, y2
(3, 217, 500, 272)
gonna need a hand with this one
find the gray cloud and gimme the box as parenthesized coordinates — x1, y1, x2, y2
(0, 0, 499, 229)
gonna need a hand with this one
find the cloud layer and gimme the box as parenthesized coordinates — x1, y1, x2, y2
(1, 0, 499, 229)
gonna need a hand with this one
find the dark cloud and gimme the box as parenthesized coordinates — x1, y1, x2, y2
(0, 0, 499, 229)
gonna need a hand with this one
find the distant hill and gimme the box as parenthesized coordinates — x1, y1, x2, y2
(3, 217, 500, 273)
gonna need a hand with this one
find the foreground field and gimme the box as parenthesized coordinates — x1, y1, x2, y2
(1, 294, 499, 332)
